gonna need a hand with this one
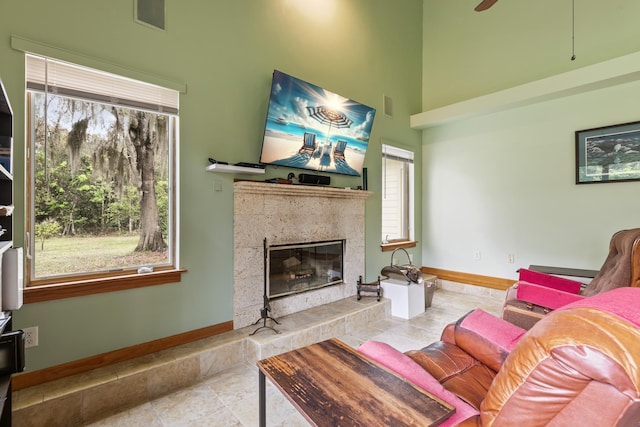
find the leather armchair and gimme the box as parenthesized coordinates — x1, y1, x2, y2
(359, 287, 640, 426)
(503, 227, 640, 329)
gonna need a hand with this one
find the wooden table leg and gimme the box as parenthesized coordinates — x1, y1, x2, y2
(259, 369, 266, 427)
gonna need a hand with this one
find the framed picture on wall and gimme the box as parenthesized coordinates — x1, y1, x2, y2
(575, 121, 640, 184)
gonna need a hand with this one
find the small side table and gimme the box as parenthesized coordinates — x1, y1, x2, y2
(380, 278, 425, 319)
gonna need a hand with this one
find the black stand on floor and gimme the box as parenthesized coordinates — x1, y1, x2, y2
(251, 238, 281, 335)
(356, 275, 382, 301)
(250, 295, 280, 335)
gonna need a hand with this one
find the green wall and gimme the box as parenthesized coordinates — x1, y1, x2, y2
(421, 1, 640, 279)
(423, 0, 640, 110)
(0, 0, 423, 371)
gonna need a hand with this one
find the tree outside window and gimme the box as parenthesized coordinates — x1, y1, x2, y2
(26, 55, 177, 284)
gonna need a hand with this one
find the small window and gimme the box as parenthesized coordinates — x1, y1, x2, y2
(25, 54, 179, 288)
(381, 144, 414, 249)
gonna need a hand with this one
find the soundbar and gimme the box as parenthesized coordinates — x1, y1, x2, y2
(298, 174, 331, 185)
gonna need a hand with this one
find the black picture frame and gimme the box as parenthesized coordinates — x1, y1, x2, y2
(575, 120, 640, 184)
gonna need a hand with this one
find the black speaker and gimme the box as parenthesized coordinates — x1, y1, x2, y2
(298, 173, 330, 185)
(362, 167, 368, 190)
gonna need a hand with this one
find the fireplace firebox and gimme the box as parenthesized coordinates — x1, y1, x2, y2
(267, 240, 345, 299)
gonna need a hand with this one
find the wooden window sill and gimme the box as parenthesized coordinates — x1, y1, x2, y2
(24, 269, 186, 303)
(380, 241, 417, 252)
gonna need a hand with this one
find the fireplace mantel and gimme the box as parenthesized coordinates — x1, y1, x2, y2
(234, 181, 373, 200)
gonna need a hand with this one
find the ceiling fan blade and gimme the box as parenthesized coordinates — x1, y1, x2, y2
(475, 0, 498, 11)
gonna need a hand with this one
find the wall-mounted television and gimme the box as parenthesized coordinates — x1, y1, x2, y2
(259, 70, 376, 177)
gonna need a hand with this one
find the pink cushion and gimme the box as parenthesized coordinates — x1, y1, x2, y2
(516, 281, 585, 310)
(358, 340, 479, 426)
(459, 308, 526, 352)
(518, 268, 582, 293)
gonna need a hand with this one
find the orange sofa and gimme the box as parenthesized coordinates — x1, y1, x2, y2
(359, 287, 640, 426)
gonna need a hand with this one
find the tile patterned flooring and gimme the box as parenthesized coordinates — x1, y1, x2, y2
(75, 288, 502, 426)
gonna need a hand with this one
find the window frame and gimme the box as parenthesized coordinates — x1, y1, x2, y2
(23, 53, 184, 303)
(380, 143, 416, 252)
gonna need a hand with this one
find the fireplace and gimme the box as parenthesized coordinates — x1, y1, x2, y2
(267, 240, 344, 299)
(233, 181, 372, 329)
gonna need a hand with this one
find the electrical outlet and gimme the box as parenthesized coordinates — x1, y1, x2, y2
(507, 254, 515, 264)
(24, 326, 39, 348)
(473, 250, 481, 261)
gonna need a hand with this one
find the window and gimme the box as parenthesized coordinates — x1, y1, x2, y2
(25, 54, 179, 292)
(381, 143, 415, 250)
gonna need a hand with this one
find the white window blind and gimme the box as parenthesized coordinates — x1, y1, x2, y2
(382, 144, 414, 242)
(382, 144, 414, 164)
(26, 54, 178, 114)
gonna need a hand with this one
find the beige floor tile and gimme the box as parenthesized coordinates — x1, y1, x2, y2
(84, 402, 163, 427)
(150, 383, 226, 425)
(14, 393, 83, 427)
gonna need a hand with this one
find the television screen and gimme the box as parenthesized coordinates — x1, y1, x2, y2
(259, 70, 376, 177)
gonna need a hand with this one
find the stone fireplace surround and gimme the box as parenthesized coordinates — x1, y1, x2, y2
(233, 181, 372, 329)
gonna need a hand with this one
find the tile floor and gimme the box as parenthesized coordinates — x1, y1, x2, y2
(82, 288, 503, 427)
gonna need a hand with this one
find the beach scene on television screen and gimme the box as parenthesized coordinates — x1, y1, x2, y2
(260, 70, 376, 177)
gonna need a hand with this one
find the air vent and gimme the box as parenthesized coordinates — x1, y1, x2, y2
(136, 0, 166, 30)
(383, 95, 393, 118)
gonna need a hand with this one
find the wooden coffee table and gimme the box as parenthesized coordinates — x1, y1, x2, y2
(257, 338, 455, 427)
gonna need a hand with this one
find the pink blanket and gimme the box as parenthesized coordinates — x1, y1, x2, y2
(560, 287, 640, 327)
